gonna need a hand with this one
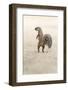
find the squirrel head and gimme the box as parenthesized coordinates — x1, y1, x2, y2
(35, 27, 41, 31)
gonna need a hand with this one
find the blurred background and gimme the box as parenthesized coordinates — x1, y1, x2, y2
(23, 15, 58, 74)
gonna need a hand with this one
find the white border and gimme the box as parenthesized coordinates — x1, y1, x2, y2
(16, 8, 64, 82)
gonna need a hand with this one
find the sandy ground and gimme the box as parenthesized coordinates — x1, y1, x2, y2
(23, 39, 57, 74)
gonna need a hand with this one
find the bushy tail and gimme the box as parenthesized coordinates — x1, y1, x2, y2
(43, 34, 52, 48)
